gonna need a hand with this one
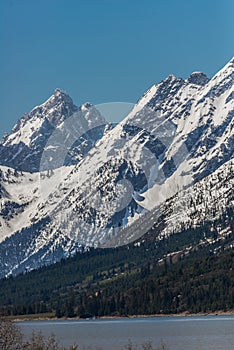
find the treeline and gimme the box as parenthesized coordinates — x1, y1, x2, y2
(0, 211, 233, 317)
(53, 248, 234, 318)
(1, 247, 233, 318)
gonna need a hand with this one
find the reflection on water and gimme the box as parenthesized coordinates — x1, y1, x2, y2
(18, 316, 234, 350)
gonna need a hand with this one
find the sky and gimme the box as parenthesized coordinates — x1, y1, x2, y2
(0, 0, 233, 136)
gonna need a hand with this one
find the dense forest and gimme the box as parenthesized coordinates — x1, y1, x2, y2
(0, 211, 233, 318)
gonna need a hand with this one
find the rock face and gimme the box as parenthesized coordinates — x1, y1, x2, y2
(187, 72, 210, 86)
(0, 57, 233, 277)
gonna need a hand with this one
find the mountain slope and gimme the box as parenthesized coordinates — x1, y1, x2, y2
(0, 57, 233, 277)
(106, 158, 233, 247)
(0, 227, 233, 317)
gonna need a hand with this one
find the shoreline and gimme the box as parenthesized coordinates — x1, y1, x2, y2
(11, 309, 234, 322)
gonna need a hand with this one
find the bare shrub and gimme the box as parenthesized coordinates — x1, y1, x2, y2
(0, 318, 78, 350)
(0, 318, 169, 350)
(0, 318, 23, 350)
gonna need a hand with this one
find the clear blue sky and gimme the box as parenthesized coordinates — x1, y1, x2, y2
(0, 0, 233, 136)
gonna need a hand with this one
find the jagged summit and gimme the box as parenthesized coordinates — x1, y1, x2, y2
(187, 72, 210, 86)
(54, 87, 67, 95)
(0, 89, 107, 172)
(31, 88, 78, 126)
(48, 88, 74, 105)
(163, 74, 177, 82)
(159, 73, 184, 88)
(1, 88, 78, 148)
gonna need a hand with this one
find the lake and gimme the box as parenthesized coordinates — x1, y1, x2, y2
(18, 315, 234, 349)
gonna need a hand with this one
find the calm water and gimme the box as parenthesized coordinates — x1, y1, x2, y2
(18, 316, 234, 349)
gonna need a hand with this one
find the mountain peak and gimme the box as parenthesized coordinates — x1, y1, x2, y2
(53, 88, 70, 99)
(164, 74, 177, 82)
(40, 88, 75, 111)
(54, 87, 65, 94)
(159, 74, 184, 88)
(187, 72, 210, 86)
(81, 102, 93, 111)
(0, 88, 79, 166)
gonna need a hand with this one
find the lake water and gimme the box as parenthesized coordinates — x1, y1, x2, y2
(18, 316, 234, 349)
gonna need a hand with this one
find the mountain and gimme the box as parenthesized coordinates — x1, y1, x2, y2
(0, 57, 233, 278)
(0, 89, 107, 172)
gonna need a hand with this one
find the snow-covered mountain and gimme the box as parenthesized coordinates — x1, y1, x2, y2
(0, 57, 233, 277)
(0, 89, 107, 171)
